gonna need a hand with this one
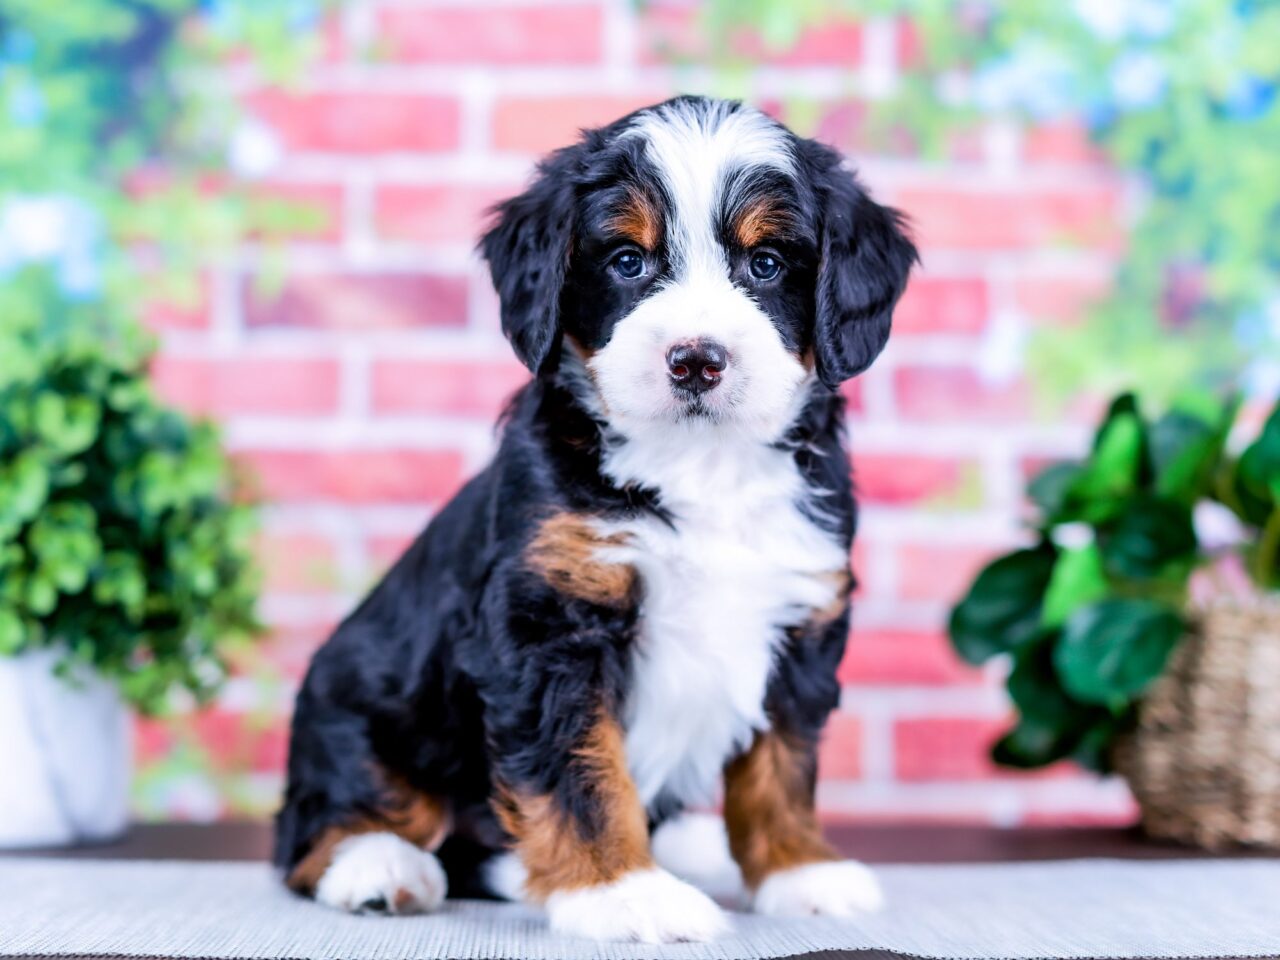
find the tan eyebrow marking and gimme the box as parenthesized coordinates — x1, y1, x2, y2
(606, 188, 661, 250)
(733, 195, 791, 248)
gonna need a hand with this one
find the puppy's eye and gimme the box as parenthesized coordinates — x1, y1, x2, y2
(749, 251, 783, 282)
(611, 250, 646, 280)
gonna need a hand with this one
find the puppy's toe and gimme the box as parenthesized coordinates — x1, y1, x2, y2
(314, 832, 447, 915)
(753, 860, 884, 917)
(547, 867, 730, 943)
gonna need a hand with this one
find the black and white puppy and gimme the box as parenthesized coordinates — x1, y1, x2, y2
(275, 95, 917, 943)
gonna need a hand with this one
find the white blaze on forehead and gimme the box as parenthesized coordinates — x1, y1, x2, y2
(623, 100, 794, 275)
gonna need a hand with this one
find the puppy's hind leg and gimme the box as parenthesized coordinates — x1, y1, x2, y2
(276, 693, 453, 915)
(286, 780, 452, 916)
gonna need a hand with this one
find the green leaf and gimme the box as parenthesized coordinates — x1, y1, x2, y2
(0, 607, 24, 655)
(1007, 640, 1080, 727)
(26, 574, 58, 616)
(1027, 462, 1082, 525)
(1097, 496, 1197, 581)
(1041, 544, 1109, 628)
(1150, 403, 1234, 505)
(1053, 599, 1185, 706)
(1232, 402, 1280, 524)
(33, 392, 101, 457)
(0, 452, 50, 538)
(1068, 401, 1148, 521)
(992, 718, 1077, 769)
(1072, 714, 1130, 773)
(948, 546, 1057, 665)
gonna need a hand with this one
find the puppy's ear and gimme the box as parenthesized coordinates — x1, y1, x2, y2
(806, 143, 918, 389)
(480, 150, 577, 373)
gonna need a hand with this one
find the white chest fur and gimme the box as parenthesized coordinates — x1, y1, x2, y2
(598, 426, 847, 810)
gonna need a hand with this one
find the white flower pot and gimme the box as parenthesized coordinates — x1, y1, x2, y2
(0, 648, 131, 848)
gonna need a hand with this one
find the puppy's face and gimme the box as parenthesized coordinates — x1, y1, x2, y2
(482, 97, 917, 442)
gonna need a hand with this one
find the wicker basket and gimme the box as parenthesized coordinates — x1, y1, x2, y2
(1114, 598, 1280, 849)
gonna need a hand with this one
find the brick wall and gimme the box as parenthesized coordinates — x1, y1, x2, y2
(138, 0, 1137, 825)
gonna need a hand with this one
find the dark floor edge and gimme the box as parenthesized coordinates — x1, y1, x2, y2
(5, 952, 1279, 960)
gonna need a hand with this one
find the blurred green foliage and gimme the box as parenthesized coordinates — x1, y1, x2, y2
(0, 272, 259, 712)
(949, 388, 1280, 770)
(698, 0, 1280, 403)
(0, 0, 325, 310)
(0, 1, 324, 708)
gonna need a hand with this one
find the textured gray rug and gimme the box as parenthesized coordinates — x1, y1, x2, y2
(1, 857, 1278, 959)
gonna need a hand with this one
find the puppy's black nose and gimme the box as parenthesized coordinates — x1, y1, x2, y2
(666, 340, 728, 393)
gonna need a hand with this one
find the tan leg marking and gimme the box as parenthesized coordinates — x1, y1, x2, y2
(724, 730, 837, 890)
(494, 712, 652, 901)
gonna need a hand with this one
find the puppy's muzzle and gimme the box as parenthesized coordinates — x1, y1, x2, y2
(666, 339, 727, 396)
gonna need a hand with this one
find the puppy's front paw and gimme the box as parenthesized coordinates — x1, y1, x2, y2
(547, 867, 730, 943)
(753, 860, 884, 917)
(315, 832, 447, 915)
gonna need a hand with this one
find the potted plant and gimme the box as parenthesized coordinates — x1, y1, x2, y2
(0, 272, 259, 848)
(949, 388, 1280, 847)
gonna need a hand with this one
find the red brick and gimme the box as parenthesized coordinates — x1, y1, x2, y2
(1015, 273, 1112, 325)
(1023, 120, 1108, 166)
(203, 8, 344, 66)
(122, 174, 342, 244)
(247, 90, 460, 154)
(896, 17, 923, 67)
(372, 358, 530, 419)
(639, 5, 863, 66)
(192, 710, 288, 773)
(853, 453, 973, 505)
(239, 449, 465, 504)
(894, 716, 1006, 781)
(894, 276, 988, 335)
(896, 184, 1123, 252)
(378, 5, 604, 64)
(941, 125, 987, 164)
(366, 533, 416, 575)
(374, 183, 515, 246)
(150, 356, 341, 416)
(248, 182, 344, 242)
(139, 278, 210, 332)
(492, 95, 660, 153)
(775, 20, 864, 66)
(839, 629, 981, 686)
(840, 377, 864, 414)
(896, 542, 999, 605)
(817, 711, 862, 780)
(259, 622, 334, 680)
(894, 366, 1030, 422)
(846, 539, 865, 596)
(133, 717, 175, 764)
(251, 725, 290, 773)
(244, 272, 468, 330)
(810, 102, 869, 153)
(255, 532, 340, 593)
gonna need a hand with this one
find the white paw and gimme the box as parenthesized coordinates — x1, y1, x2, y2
(314, 832, 447, 915)
(651, 812, 744, 900)
(753, 860, 884, 917)
(547, 867, 730, 943)
(482, 851, 528, 902)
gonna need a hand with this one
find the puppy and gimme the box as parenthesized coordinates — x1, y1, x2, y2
(275, 95, 916, 943)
